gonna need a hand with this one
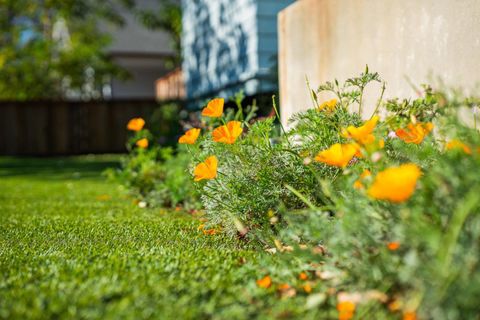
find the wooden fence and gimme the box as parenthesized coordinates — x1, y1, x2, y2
(0, 100, 162, 156)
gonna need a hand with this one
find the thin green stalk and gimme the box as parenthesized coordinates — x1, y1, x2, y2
(334, 81, 345, 109)
(370, 81, 386, 119)
(306, 75, 320, 109)
(285, 184, 317, 210)
(358, 85, 364, 116)
(435, 188, 480, 304)
(272, 95, 292, 147)
(235, 99, 244, 121)
(473, 105, 478, 131)
(438, 188, 479, 271)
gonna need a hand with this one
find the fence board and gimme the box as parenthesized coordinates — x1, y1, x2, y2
(0, 100, 161, 156)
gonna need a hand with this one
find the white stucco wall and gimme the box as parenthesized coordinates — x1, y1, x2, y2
(278, 0, 480, 127)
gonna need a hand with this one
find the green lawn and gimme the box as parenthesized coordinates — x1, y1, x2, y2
(0, 156, 324, 320)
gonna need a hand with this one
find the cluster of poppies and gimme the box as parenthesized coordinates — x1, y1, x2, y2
(183, 97, 431, 204)
(313, 107, 428, 203)
(126, 117, 149, 148)
(128, 96, 477, 207)
(176, 98, 244, 182)
(124, 95, 479, 320)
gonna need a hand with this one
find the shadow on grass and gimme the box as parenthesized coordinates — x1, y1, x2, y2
(0, 155, 123, 180)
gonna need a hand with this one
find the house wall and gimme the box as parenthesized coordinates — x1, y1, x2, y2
(181, 0, 294, 102)
(110, 55, 170, 99)
(278, 0, 480, 127)
(105, 0, 175, 99)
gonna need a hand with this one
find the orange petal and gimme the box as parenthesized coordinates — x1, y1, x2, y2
(368, 164, 421, 203)
(127, 118, 145, 131)
(179, 128, 201, 144)
(202, 98, 224, 117)
(314, 143, 358, 168)
(387, 241, 400, 251)
(212, 121, 243, 144)
(256, 275, 272, 288)
(136, 138, 149, 148)
(193, 156, 218, 181)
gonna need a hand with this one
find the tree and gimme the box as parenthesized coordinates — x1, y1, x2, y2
(0, 0, 135, 100)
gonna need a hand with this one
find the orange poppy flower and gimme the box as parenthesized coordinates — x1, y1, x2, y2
(212, 121, 243, 144)
(127, 117, 145, 131)
(403, 311, 417, 320)
(396, 122, 433, 144)
(179, 128, 201, 144)
(314, 143, 359, 168)
(202, 98, 224, 118)
(193, 156, 218, 181)
(388, 299, 402, 312)
(203, 228, 217, 235)
(136, 138, 149, 149)
(197, 224, 217, 235)
(256, 275, 272, 288)
(368, 163, 421, 203)
(299, 272, 308, 280)
(387, 241, 400, 251)
(318, 98, 338, 111)
(446, 139, 472, 154)
(337, 301, 356, 320)
(342, 116, 379, 145)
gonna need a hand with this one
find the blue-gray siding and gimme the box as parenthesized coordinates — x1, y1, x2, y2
(181, 0, 294, 101)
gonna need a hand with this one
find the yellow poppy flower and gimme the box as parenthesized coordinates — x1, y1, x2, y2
(318, 98, 337, 111)
(314, 143, 359, 168)
(136, 138, 148, 149)
(127, 117, 145, 131)
(341, 116, 379, 145)
(193, 156, 218, 181)
(303, 284, 312, 293)
(256, 275, 272, 288)
(179, 128, 201, 144)
(201, 98, 224, 118)
(337, 301, 356, 320)
(368, 163, 421, 203)
(212, 121, 243, 144)
(396, 122, 433, 144)
(446, 139, 472, 154)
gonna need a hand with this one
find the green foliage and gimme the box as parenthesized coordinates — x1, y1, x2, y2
(0, 0, 133, 100)
(192, 73, 381, 239)
(111, 70, 480, 318)
(184, 71, 480, 318)
(149, 102, 183, 146)
(110, 144, 200, 210)
(109, 121, 200, 210)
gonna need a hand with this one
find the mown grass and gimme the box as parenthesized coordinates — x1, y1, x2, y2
(0, 156, 323, 320)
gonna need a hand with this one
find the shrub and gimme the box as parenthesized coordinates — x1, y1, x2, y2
(186, 70, 480, 318)
(191, 70, 380, 238)
(107, 120, 200, 210)
(116, 69, 480, 318)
